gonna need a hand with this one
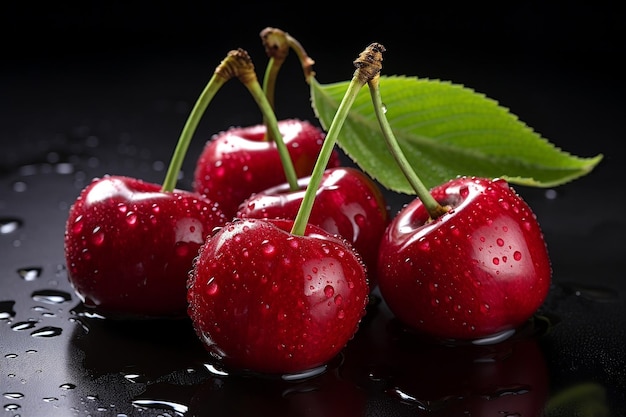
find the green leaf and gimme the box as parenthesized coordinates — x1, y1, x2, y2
(310, 75, 603, 194)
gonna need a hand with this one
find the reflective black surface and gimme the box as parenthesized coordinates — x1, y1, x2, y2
(2, 4, 625, 417)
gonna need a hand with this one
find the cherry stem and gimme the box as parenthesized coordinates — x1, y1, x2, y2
(161, 65, 229, 192)
(161, 48, 299, 193)
(260, 27, 316, 142)
(367, 75, 447, 219)
(233, 48, 299, 191)
(290, 43, 384, 236)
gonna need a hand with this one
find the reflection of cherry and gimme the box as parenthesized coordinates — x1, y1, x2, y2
(342, 296, 549, 416)
(68, 312, 208, 381)
(187, 364, 366, 417)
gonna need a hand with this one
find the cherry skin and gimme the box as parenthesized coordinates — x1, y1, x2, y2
(193, 118, 341, 218)
(236, 166, 390, 290)
(64, 175, 227, 319)
(187, 218, 370, 375)
(377, 176, 552, 340)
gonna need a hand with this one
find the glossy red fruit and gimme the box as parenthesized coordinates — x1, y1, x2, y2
(377, 176, 552, 340)
(236, 166, 389, 289)
(193, 118, 341, 218)
(187, 218, 369, 375)
(64, 175, 227, 319)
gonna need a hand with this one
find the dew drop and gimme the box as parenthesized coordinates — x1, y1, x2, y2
(545, 189, 558, 200)
(60, 383, 77, 390)
(132, 400, 189, 415)
(417, 238, 430, 252)
(4, 404, 20, 411)
(91, 226, 105, 245)
(337, 309, 345, 319)
(0, 301, 16, 320)
(0, 218, 23, 234)
(334, 294, 343, 305)
(13, 181, 27, 192)
(71, 216, 84, 234)
(17, 267, 42, 281)
(262, 241, 276, 256)
(31, 289, 72, 305)
(11, 320, 39, 331)
(354, 213, 366, 227)
(513, 251, 522, 261)
(496, 238, 504, 247)
(324, 285, 335, 298)
(125, 211, 138, 225)
(3, 393, 24, 400)
(30, 326, 63, 338)
(492, 257, 500, 265)
(205, 280, 218, 296)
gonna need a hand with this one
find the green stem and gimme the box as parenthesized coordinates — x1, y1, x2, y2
(161, 75, 226, 192)
(290, 43, 384, 236)
(262, 56, 282, 112)
(260, 27, 290, 142)
(242, 77, 299, 191)
(368, 76, 447, 219)
(160, 51, 247, 192)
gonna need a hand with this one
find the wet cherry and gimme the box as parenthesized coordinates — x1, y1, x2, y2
(187, 218, 369, 374)
(65, 175, 226, 318)
(377, 176, 552, 340)
(193, 118, 341, 218)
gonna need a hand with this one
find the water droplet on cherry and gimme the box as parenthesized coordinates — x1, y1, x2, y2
(324, 285, 334, 298)
(126, 211, 138, 225)
(91, 227, 105, 245)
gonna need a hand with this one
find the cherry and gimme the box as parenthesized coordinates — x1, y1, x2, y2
(236, 166, 389, 289)
(187, 218, 369, 375)
(193, 118, 341, 218)
(64, 175, 226, 318)
(350, 44, 552, 341)
(377, 176, 552, 340)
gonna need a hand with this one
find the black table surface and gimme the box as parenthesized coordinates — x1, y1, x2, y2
(2, 4, 625, 417)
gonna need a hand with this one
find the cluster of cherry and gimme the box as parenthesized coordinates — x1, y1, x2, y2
(64, 29, 553, 376)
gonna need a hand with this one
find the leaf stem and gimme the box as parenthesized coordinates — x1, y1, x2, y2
(367, 76, 448, 219)
(290, 43, 384, 236)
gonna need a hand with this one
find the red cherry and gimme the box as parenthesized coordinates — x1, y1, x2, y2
(64, 175, 227, 319)
(377, 176, 552, 340)
(187, 218, 369, 375)
(236, 166, 389, 289)
(193, 118, 341, 218)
